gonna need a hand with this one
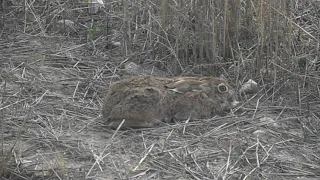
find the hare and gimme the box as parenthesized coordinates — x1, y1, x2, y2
(102, 75, 239, 128)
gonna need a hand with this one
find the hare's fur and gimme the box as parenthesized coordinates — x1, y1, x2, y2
(102, 76, 238, 128)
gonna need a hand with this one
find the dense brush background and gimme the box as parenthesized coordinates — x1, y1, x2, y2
(0, 0, 319, 179)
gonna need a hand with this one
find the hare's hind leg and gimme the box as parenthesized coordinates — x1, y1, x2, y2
(106, 87, 165, 128)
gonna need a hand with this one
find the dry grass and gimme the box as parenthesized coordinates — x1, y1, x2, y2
(0, 0, 319, 179)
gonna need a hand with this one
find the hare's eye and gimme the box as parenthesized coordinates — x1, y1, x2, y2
(218, 83, 228, 92)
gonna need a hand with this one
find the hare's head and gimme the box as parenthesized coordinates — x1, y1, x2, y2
(199, 76, 239, 111)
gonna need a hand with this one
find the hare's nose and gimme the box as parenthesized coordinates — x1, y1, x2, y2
(231, 100, 240, 107)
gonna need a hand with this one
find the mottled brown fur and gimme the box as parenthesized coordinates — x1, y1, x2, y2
(102, 76, 239, 128)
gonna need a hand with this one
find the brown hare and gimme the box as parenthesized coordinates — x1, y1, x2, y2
(102, 75, 239, 128)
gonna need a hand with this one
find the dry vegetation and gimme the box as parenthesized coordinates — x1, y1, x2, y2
(0, 0, 319, 179)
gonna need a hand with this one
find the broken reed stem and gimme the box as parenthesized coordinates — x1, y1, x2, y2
(223, 0, 229, 59)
